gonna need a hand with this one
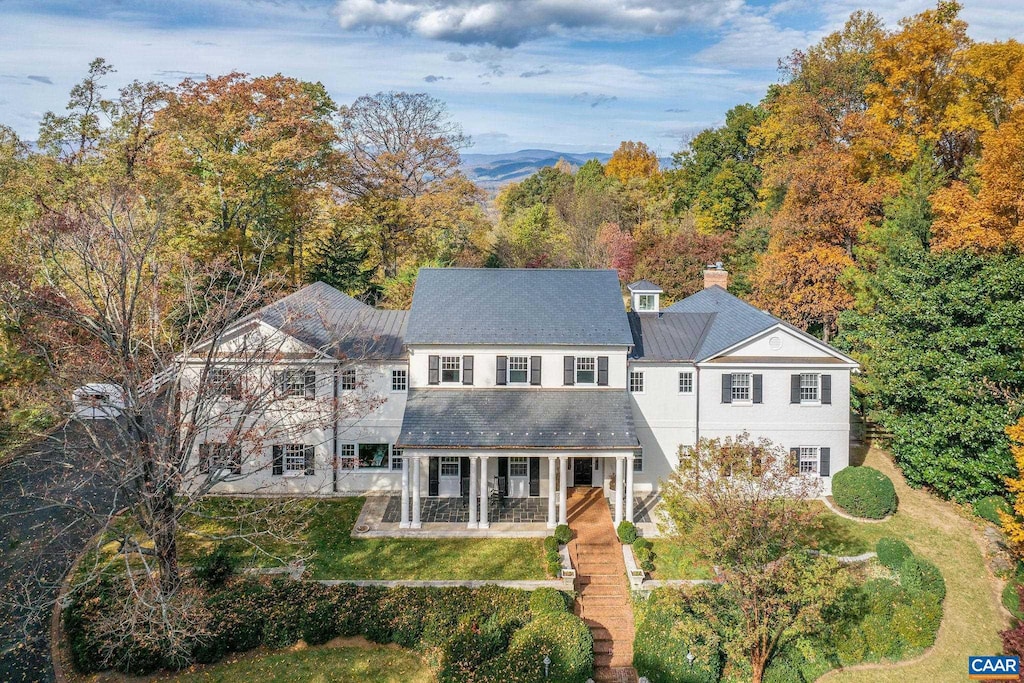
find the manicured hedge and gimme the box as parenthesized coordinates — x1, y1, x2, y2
(875, 537, 912, 570)
(899, 556, 946, 602)
(617, 520, 638, 544)
(65, 577, 591, 682)
(832, 466, 897, 519)
(974, 495, 1012, 525)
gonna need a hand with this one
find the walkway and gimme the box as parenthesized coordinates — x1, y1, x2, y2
(567, 487, 637, 683)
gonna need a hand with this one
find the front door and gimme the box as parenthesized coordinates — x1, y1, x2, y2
(508, 456, 529, 497)
(439, 456, 461, 497)
(572, 458, 592, 487)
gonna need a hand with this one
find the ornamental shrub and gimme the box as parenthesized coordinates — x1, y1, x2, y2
(763, 653, 806, 683)
(633, 537, 653, 552)
(899, 557, 946, 602)
(632, 591, 722, 683)
(832, 466, 897, 519)
(1003, 581, 1024, 620)
(547, 558, 562, 577)
(862, 612, 902, 659)
(633, 543, 656, 573)
(617, 520, 638, 544)
(835, 626, 867, 666)
(875, 538, 912, 570)
(544, 535, 559, 553)
(192, 543, 240, 589)
(504, 611, 594, 683)
(891, 592, 942, 650)
(974, 495, 1012, 525)
(554, 524, 573, 544)
(530, 588, 570, 615)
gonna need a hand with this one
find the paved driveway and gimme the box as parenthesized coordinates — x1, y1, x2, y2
(0, 422, 118, 683)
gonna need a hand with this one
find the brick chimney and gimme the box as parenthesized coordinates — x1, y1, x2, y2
(703, 262, 728, 290)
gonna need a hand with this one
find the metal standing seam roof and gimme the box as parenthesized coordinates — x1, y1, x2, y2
(404, 268, 635, 346)
(396, 388, 639, 449)
(662, 285, 779, 361)
(628, 311, 715, 361)
(256, 281, 408, 360)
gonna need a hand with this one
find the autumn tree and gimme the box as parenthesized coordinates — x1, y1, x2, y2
(605, 140, 659, 184)
(1000, 417, 1024, 557)
(631, 221, 728, 303)
(661, 435, 850, 683)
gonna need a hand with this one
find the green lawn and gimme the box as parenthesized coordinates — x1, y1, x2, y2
(175, 497, 546, 581)
(162, 643, 434, 683)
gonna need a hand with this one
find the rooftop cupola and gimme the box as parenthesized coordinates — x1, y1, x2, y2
(627, 279, 663, 313)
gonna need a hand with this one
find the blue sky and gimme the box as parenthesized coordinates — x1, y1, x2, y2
(1, 0, 1022, 155)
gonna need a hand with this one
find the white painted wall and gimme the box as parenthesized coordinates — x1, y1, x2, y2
(628, 363, 698, 492)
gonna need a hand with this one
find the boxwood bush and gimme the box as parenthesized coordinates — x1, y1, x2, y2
(899, 556, 946, 602)
(832, 466, 897, 519)
(530, 587, 570, 615)
(499, 611, 594, 682)
(554, 524, 573, 544)
(974, 495, 1012, 525)
(633, 589, 722, 683)
(875, 538, 912, 570)
(617, 520, 638, 544)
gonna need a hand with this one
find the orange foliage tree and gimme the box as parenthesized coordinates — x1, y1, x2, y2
(606, 140, 659, 184)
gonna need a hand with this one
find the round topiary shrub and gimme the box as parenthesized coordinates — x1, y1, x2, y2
(554, 524, 573, 544)
(832, 466, 897, 519)
(900, 557, 946, 602)
(875, 537, 912, 570)
(530, 588, 570, 615)
(617, 520, 638, 544)
(505, 612, 594, 682)
(974, 495, 1012, 525)
(544, 535, 559, 553)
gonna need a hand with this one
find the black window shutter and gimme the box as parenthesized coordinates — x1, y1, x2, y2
(428, 355, 440, 385)
(428, 457, 439, 496)
(597, 356, 609, 386)
(529, 457, 540, 496)
(819, 447, 831, 477)
(304, 445, 315, 475)
(462, 355, 474, 385)
(272, 445, 283, 475)
(788, 447, 799, 476)
(231, 447, 242, 475)
(790, 375, 801, 404)
(274, 371, 285, 395)
(753, 374, 763, 404)
(461, 457, 471, 495)
(563, 356, 575, 385)
(822, 374, 832, 404)
(722, 374, 732, 403)
(498, 457, 509, 495)
(199, 443, 210, 474)
(496, 356, 507, 385)
(304, 370, 316, 400)
(530, 356, 542, 385)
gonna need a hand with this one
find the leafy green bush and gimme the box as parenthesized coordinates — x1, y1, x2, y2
(617, 520, 638, 544)
(763, 652, 807, 683)
(632, 590, 722, 683)
(862, 612, 901, 659)
(192, 543, 240, 589)
(554, 524, 573, 544)
(633, 537, 653, 552)
(975, 495, 1012, 525)
(899, 557, 946, 602)
(1004, 581, 1024, 620)
(875, 538, 912, 570)
(633, 540, 656, 573)
(530, 588, 570, 615)
(504, 611, 594, 683)
(835, 627, 867, 666)
(547, 558, 562, 577)
(891, 592, 942, 650)
(544, 535, 559, 553)
(832, 466, 897, 519)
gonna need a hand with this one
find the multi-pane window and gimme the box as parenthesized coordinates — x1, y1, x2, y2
(508, 356, 529, 384)
(275, 370, 306, 398)
(199, 442, 241, 474)
(576, 357, 596, 384)
(633, 449, 643, 472)
(283, 444, 307, 474)
(679, 371, 694, 394)
(629, 370, 644, 393)
(800, 373, 820, 402)
(210, 367, 240, 399)
(391, 369, 407, 392)
(390, 447, 403, 470)
(340, 443, 357, 469)
(340, 368, 356, 391)
(358, 443, 389, 468)
(441, 356, 461, 383)
(637, 294, 655, 311)
(440, 456, 460, 477)
(731, 373, 752, 402)
(799, 446, 819, 474)
(509, 456, 528, 477)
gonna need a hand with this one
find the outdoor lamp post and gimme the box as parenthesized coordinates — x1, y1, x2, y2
(543, 655, 551, 677)
(687, 651, 695, 665)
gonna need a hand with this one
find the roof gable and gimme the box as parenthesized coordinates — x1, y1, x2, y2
(664, 285, 778, 360)
(404, 268, 634, 346)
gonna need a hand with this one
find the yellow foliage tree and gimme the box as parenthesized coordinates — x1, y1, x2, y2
(605, 140, 659, 184)
(1000, 417, 1024, 555)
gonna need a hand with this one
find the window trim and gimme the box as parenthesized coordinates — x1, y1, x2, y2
(636, 294, 656, 311)
(357, 443, 390, 469)
(629, 370, 645, 393)
(800, 373, 821, 405)
(275, 369, 306, 398)
(391, 369, 408, 393)
(798, 446, 819, 475)
(509, 456, 528, 478)
(283, 444, 307, 477)
(340, 368, 357, 391)
(575, 356, 597, 385)
(440, 456, 460, 478)
(679, 371, 694, 394)
(440, 356, 461, 384)
(507, 356, 530, 385)
(340, 443, 357, 470)
(210, 367, 240, 399)
(731, 372, 752, 404)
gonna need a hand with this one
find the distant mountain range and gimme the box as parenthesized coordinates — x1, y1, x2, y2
(460, 149, 674, 190)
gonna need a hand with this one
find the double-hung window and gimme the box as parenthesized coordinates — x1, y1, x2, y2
(390, 447, 403, 470)
(283, 444, 306, 475)
(731, 373, 752, 402)
(275, 370, 306, 398)
(633, 449, 643, 472)
(340, 443, 357, 469)
(679, 371, 693, 394)
(210, 367, 241, 399)
(340, 368, 356, 391)
(441, 356, 461, 383)
(799, 446, 819, 474)
(629, 370, 644, 393)
(800, 373, 820, 403)
(508, 356, 529, 384)
(391, 369, 407, 392)
(199, 442, 242, 474)
(509, 457, 528, 477)
(576, 357, 596, 384)
(440, 456, 460, 477)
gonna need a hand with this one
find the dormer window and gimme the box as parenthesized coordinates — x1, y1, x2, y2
(637, 294, 656, 311)
(627, 279, 663, 313)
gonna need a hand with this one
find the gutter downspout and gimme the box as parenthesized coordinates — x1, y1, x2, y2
(332, 363, 339, 494)
(694, 363, 700, 444)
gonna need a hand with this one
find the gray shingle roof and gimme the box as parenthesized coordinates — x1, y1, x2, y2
(662, 285, 778, 361)
(404, 268, 634, 346)
(397, 388, 639, 449)
(627, 279, 663, 292)
(628, 311, 714, 361)
(256, 282, 408, 360)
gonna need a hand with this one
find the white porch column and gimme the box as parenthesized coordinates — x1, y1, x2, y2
(558, 456, 568, 526)
(399, 454, 411, 528)
(468, 456, 479, 528)
(546, 456, 557, 529)
(411, 456, 422, 529)
(614, 455, 624, 526)
(479, 456, 490, 529)
(625, 454, 635, 523)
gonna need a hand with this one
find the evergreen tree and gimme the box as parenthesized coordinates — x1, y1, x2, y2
(306, 222, 373, 297)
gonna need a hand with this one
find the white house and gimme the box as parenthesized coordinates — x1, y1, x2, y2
(189, 266, 858, 530)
